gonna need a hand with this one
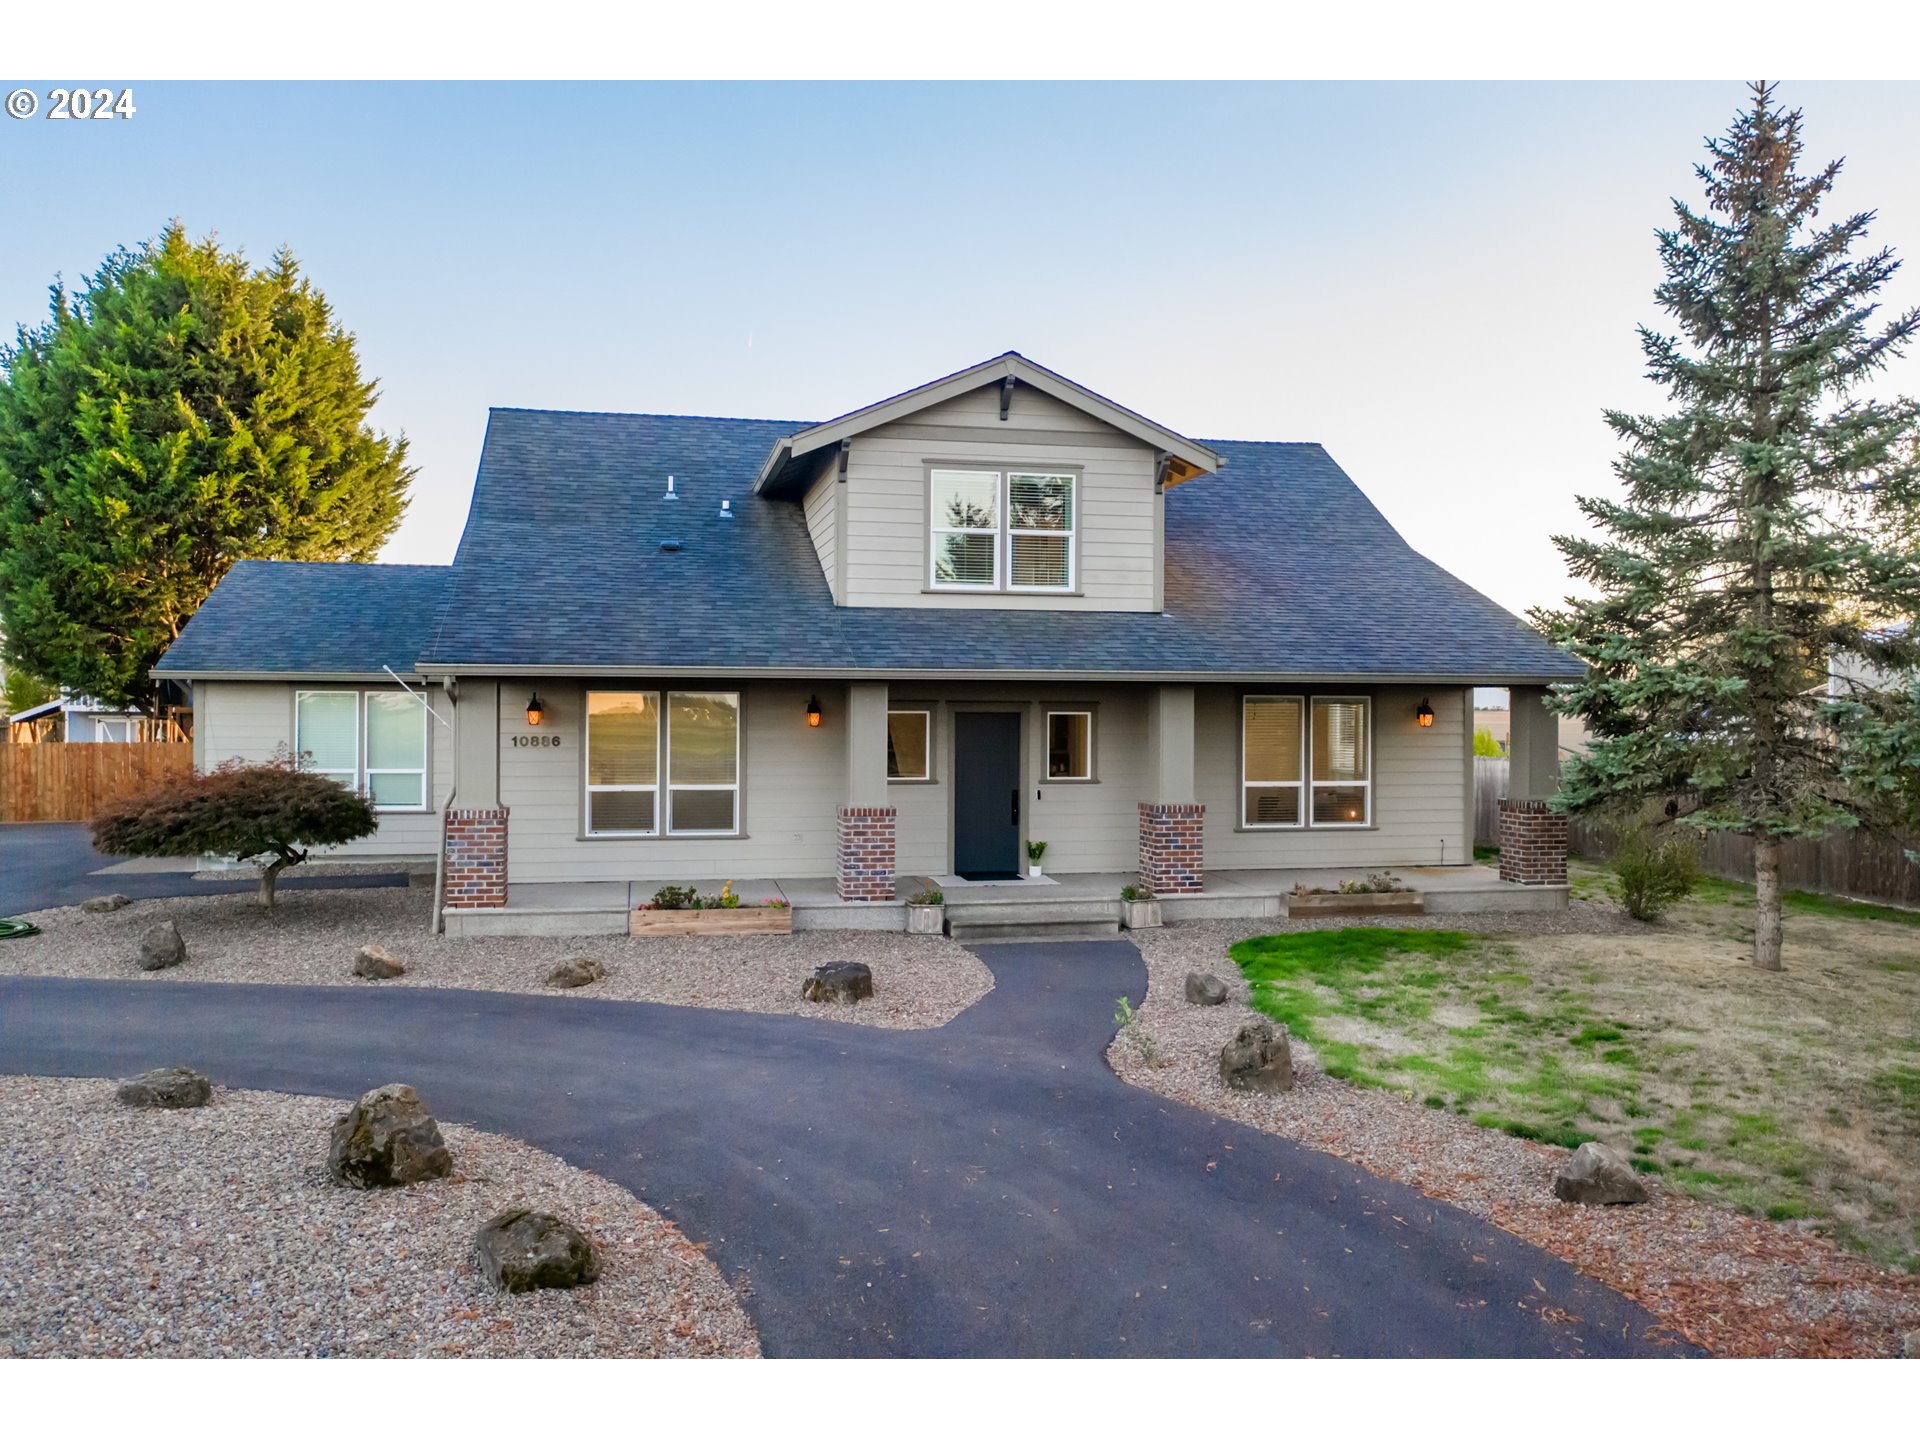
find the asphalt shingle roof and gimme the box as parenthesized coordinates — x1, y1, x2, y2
(160, 408, 1582, 682)
(156, 562, 450, 676)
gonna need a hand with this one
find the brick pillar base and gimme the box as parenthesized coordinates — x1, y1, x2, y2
(1498, 799, 1568, 886)
(444, 807, 509, 908)
(1139, 802, 1205, 895)
(837, 806, 897, 902)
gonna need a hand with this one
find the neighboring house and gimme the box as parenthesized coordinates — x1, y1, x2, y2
(5, 689, 191, 744)
(1829, 623, 1914, 698)
(155, 352, 1581, 930)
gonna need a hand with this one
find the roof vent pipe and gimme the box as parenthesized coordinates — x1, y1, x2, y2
(719, 499, 733, 519)
(663, 475, 679, 501)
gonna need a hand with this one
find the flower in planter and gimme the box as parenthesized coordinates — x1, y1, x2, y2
(908, 888, 944, 906)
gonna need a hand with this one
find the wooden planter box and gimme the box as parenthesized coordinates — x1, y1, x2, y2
(906, 904, 945, 935)
(629, 906, 793, 937)
(1285, 890, 1425, 918)
(1120, 899, 1163, 930)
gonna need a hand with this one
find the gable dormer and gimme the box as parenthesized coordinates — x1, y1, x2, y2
(756, 353, 1220, 612)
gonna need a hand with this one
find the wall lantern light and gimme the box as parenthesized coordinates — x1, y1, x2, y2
(1415, 698, 1435, 728)
(526, 692, 546, 727)
(806, 695, 823, 728)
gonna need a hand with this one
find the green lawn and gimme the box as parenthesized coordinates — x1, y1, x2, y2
(1231, 890, 1920, 1271)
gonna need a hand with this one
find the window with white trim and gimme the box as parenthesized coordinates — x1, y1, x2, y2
(1046, 710, 1093, 780)
(1241, 696, 1303, 827)
(1310, 697, 1371, 826)
(887, 709, 930, 781)
(584, 691, 741, 836)
(293, 690, 428, 812)
(928, 468, 1076, 592)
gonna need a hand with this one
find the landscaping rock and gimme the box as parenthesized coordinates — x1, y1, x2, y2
(1904, 1330, 1920, 1359)
(1219, 1020, 1294, 1094)
(1552, 1141, 1649, 1206)
(473, 1209, 601, 1293)
(802, 960, 874, 1005)
(115, 1066, 212, 1109)
(137, 921, 187, 971)
(352, 944, 406, 980)
(81, 894, 132, 914)
(545, 956, 607, 989)
(1184, 971, 1229, 1006)
(327, 1084, 452, 1188)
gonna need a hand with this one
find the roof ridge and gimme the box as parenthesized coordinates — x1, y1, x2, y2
(488, 405, 811, 426)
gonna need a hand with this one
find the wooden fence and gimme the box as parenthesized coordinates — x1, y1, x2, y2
(0, 742, 193, 823)
(1472, 755, 1920, 906)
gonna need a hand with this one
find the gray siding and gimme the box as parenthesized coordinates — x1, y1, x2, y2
(1197, 684, 1472, 869)
(498, 679, 847, 884)
(802, 463, 840, 602)
(196, 679, 452, 858)
(837, 384, 1160, 612)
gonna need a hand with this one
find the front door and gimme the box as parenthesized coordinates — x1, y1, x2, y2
(953, 711, 1022, 879)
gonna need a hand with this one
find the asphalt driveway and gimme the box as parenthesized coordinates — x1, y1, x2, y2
(0, 939, 1691, 1357)
(0, 822, 407, 915)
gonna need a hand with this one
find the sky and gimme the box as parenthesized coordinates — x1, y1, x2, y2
(4, 80, 1919, 618)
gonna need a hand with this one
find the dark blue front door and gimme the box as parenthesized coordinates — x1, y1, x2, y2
(953, 712, 1021, 879)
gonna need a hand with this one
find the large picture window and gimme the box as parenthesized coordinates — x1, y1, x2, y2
(1311, 697, 1371, 826)
(293, 690, 428, 812)
(585, 690, 740, 836)
(1241, 695, 1303, 827)
(887, 710, 931, 781)
(928, 468, 1076, 592)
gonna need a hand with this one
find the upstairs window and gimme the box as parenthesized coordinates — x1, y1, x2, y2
(929, 468, 1076, 592)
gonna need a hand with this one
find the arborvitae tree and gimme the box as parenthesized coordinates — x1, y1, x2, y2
(1534, 84, 1920, 971)
(0, 223, 413, 711)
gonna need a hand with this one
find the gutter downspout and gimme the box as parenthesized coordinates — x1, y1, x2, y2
(430, 675, 459, 937)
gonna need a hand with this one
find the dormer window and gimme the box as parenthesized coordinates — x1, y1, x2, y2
(929, 467, 1077, 592)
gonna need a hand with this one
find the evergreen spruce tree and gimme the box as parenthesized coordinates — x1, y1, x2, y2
(0, 223, 413, 711)
(1535, 84, 1920, 971)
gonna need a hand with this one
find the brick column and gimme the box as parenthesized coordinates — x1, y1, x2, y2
(444, 807, 509, 908)
(1497, 799, 1568, 886)
(1138, 802, 1205, 895)
(837, 805, 896, 902)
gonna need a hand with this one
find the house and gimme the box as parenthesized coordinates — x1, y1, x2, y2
(155, 353, 1581, 933)
(5, 687, 192, 744)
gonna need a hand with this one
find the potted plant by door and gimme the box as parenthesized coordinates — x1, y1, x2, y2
(1026, 839, 1048, 879)
(1119, 882, 1161, 930)
(906, 887, 945, 935)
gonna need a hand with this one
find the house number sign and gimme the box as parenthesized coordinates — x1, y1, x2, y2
(511, 734, 562, 748)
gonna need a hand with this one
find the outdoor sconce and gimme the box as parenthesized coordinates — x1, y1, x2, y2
(806, 695, 823, 728)
(1415, 698, 1435, 728)
(526, 692, 546, 727)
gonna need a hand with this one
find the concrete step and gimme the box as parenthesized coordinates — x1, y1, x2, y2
(942, 896, 1119, 927)
(947, 918, 1122, 943)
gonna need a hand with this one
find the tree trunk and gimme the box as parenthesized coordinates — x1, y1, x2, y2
(1753, 836, 1784, 971)
(259, 854, 291, 910)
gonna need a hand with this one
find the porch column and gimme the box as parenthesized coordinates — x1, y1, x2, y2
(1140, 684, 1204, 895)
(444, 678, 508, 909)
(838, 680, 896, 901)
(1498, 685, 1567, 886)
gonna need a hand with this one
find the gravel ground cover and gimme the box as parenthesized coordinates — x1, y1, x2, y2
(3, 888, 992, 1030)
(0, 1075, 759, 1358)
(1110, 906, 1920, 1358)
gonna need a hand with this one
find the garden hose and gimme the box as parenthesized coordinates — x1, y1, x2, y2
(0, 917, 41, 939)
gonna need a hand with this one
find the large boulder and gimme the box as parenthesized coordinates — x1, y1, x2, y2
(1220, 1019, 1295, 1094)
(473, 1209, 601, 1293)
(1552, 1142, 1649, 1206)
(82, 894, 132, 914)
(353, 944, 406, 980)
(802, 960, 874, 1005)
(137, 920, 187, 971)
(1185, 971, 1229, 1006)
(116, 1066, 212, 1109)
(545, 956, 607, 989)
(327, 1084, 452, 1188)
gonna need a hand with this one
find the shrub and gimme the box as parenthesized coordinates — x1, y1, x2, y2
(90, 751, 378, 908)
(1112, 995, 1159, 1065)
(1120, 882, 1154, 902)
(651, 885, 697, 910)
(908, 888, 944, 906)
(1611, 830, 1702, 921)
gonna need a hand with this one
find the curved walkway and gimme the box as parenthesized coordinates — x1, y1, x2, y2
(0, 940, 1689, 1357)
